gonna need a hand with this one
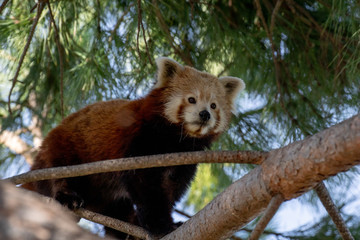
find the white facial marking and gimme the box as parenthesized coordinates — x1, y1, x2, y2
(164, 94, 183, 123)
(164, 91, 229, 137)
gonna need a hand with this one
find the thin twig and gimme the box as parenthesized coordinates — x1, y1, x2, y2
(254, 0, 281, 94)
(0, 0, 10, 14)
(152, 0, 193, 66)
(285, 0, 338, 46)
(74, 208, 155, 240)
(174, 209, 192, 219)
(39, 195, 154, 240)
(315, 182, 354, 240)
(137, 0, 153, 65)
(140, 8, 153, 65)
(254, 0, 306, 134)
(108, 3, 135, 42)
(5, 151, 268, 185)
(8, 1, 45, 114)
(270, 0, 283, 35)
(248, 194, 284, 240)
(136, 0, 142, 61)
(46, 0, 64, 119)
(30, 3, 38, 13)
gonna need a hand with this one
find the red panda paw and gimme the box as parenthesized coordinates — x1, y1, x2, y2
(55, 190, 84, 210)
(172, 221, 183, 229)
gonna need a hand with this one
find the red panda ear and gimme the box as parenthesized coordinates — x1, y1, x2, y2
(154, 57, 184, 89)
(219, 76, 245, 105)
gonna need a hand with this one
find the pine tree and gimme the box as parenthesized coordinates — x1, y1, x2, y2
(1, 1, 359, 239)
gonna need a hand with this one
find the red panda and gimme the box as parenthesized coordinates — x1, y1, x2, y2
(28, 57, 245, 238)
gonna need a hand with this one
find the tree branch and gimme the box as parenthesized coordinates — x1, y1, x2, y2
(108, 3, 135, 42)
(6, 151, 267, 185)
(161, 113, 360, 239)
(248, 194, 284, 240)
(136, 0, 142, 61)
(0, 129, 34, 165)
(0, 0, 10, 15)
(315, 182, 354, 240)
(74, 208, 155, 240)
(0, 181, 102, 240)
(152, 0, 193, 66)
(46, 0, 65, 119)
(136, 0, 153, 66)
(254, 0, 308, 135)
(8, 1, 45, 114)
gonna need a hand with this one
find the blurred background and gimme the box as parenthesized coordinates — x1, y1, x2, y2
(1, 1, 359, 239)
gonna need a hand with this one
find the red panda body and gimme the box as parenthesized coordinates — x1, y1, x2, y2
(30, 57, 245, 238)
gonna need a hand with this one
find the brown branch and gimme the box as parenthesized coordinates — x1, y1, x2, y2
(136, 0, 142, 61)
(136, 0, 153, 66)
(8, 1, 45, 114)
(1, 181, 102, 240)
(161, 113, 360, 240)
(0, 0, 10, 14)
(254, 0, 307, 134)
(248, 194, 284, 240)
(152, 0, 193, 66)
(285, 0, 338, 46)
(270, 0, 283, 35)
(108, 3, 135, 42)
(30, 3, 38, 13)
(46, 0, 65, 119)
(254, 0, 281, 97)
(0, 129, 34, 165)
(174, 209, 192, 219)
(315, 182, 355, 240)
(3, 181, 151, 239)
(74, 208, 155, 240)
(5, 151, 267, 185)
(140, 9, 153, 65)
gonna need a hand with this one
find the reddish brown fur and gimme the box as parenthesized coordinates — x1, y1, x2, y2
(28, 57, 245, 239)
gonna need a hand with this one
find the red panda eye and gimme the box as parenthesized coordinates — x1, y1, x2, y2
(188, 97, 196, 104)
(211, 103, 216, 109)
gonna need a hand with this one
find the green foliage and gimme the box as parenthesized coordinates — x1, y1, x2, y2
(1, 0, 360, 238)
(279, 213, 360, 240)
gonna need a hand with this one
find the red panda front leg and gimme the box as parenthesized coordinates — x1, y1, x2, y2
(126, 168, 176, 236)
(52, 178, 85, 210)
(103, 198, 138, 239)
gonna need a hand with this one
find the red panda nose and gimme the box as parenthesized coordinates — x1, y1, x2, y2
(199, 110, 211, 122)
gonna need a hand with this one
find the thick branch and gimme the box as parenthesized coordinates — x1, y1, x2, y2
(0, 181, 101, 240)
(161, 113, 360, 240)
(6, 151, 267, 185)
(0, 129, 34, 165)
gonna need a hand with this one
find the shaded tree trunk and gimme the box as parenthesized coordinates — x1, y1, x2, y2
(0, 181, 102, 240)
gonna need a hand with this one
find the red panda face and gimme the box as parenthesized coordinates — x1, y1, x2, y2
(163, 86, 227, 137)
(155, 57, 245, 138)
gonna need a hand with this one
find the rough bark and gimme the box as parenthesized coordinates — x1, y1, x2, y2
(315, 182, 354, 240)
(161, 114, 360, 240)
(7, 151, 266, 185)
(74, 208, 154, 240)
(0, 181, 102, 240)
